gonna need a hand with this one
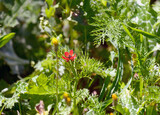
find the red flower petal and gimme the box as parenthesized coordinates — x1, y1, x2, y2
(70, 54, 76, 61)
(65, 52, 69, 57)
(69, 50, 73, 56)
(70, 57, 74, 61)
(62, 50, 76, 62)
(62, 56, 67, 59)
(62, 56, 69, 61)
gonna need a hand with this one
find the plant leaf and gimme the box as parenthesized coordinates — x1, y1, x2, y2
(5, 93, 19, 109)
(122, 24, 135, 44)
(120, 89, 139, 115)
(99, 76, 110, 101)
(0, 33, 15, 48)
(0, 94, 5, 107)
(129, 26, 160, 43)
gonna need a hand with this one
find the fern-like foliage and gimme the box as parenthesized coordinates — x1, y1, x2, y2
(90, 0, 159, 50)
(90, 0, 160, 79)
(0, 81, 28, 109)
(90, 0, 137, 48)
(78, 55, 107, 78)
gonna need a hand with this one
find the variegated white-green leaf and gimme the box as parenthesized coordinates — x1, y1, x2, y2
(120, 89, 139, 115)
(131, 0, 157, 33)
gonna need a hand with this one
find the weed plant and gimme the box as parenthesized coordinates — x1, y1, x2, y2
(0, 0, 160, 115)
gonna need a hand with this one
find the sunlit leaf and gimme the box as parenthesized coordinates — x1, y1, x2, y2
(120, 89, 139, 115)
(0, 33, 15, 48)
(0, 95, 5, 107)
(129, 26, 160, 43)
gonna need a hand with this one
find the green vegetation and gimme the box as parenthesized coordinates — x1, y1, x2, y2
(0, 0, 160, 115)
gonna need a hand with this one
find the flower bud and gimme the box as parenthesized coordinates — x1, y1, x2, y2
(110, 113, 114, 115)
(112, 94, 117, 100)
(39, 17, 44, 21)
(51, 37, 58, 45)
(83, 108, 88, 114)
(31, 61, 35, 67)
(44, 20, 49, 26)
(63, 92, 69, 99)
(112, 94, 118, 106)
(66, 97, 71, 106)
(92, 90, 97, 96)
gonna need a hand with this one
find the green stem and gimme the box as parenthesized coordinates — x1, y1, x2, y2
(19, 98, 22, 115)
(73, 80, 77, 114)
(140, 76, 143, 98)
(69, 61, 78, 114)
(56, 51, 59, 115)
(69, 0, 72, 7)
(69, 61, 77, 77)
(84, 27, 87, 55)
(45, 31, 51, 38)
(106, 48, 123, 99)
(0, 105, 5, 114)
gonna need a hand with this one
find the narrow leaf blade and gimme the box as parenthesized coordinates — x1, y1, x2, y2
(0, 33, 15, 48)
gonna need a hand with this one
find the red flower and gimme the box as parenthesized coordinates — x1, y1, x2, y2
(62, 50, 76, 62)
